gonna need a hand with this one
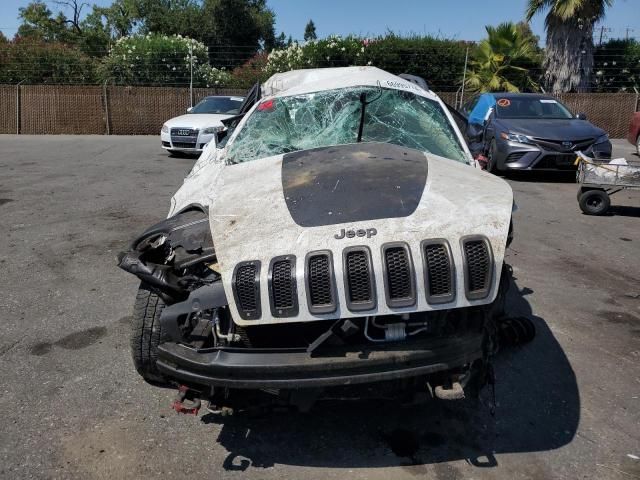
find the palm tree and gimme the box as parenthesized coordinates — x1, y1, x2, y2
(526, 0, 613, 93)
(465, 22, 541, 93)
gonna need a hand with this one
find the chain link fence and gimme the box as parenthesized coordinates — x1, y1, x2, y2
(0, 84, 637, 137)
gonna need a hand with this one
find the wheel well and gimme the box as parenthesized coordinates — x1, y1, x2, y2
(176, 203, 208, 215)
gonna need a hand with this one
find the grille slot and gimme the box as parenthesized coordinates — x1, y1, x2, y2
(306, 252, 336, 313)
(422, 241, 455, 303)
(233, 262, 261, 319)
(343, 247, 376, 311)
(382, 243, 415, 307)
(463, 238, 492, 299)
(268, 256, 298, 317)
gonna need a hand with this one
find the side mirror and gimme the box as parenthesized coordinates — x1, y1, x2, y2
(187, 106, 193, 113)
(577, 112, 587, 120)
(215, 129, 228, 148)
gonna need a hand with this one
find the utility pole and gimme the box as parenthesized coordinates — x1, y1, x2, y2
(625, 27, 635, 40)
(598, 26, 611, 46)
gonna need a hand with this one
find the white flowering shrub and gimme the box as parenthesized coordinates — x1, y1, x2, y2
(98, 34, 212, 86)
(197, 64, 234, 87)
(265, 35, 370, 75)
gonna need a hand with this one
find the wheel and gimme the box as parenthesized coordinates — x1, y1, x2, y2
(487, 139, 498, 173)
(131, 282, 169, 385)
(578, 189, 610, 215)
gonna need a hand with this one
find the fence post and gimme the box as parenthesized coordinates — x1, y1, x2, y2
(16, 80, 25, 134)
(459, 45, 469, 109)
(102, 80, 111, 135)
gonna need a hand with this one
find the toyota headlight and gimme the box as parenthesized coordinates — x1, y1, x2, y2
(202, 126, 224, 135)
(161, 124, 169, 133)
(501, 132, 533, 144)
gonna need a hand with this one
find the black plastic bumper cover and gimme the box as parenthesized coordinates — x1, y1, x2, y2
(156, 332, 483, 389)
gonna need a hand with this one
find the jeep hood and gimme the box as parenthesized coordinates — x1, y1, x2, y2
(173, 143, 513, 325)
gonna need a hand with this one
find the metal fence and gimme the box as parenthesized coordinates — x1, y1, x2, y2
(0, 85, 637, 137)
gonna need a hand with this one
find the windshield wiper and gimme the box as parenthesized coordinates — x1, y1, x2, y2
(356, 86, 383, 142)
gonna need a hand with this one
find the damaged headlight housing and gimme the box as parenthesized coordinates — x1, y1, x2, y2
(202, 126, 224, 135)
(501, 132, 533, 144)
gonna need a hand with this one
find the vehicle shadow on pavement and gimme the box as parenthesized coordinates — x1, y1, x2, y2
(206, 274, 580, 471)
(607, 205, 640, 217)
(504, 171, 577, 183)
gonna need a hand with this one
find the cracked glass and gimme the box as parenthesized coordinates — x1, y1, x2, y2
(224, 87, 468, 164)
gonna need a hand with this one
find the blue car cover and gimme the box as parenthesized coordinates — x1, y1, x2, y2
(468, 93, 496, 126)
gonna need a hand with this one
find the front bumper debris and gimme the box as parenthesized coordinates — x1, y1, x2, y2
(156, 332, 483, 389)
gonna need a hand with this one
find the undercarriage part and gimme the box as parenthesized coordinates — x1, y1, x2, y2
(497, 316, 536, 348)
(117, 209, 216, 303)
(158, 282, 227, 342)
(434, 382, 464, 400)
(171, 385, 201, 415)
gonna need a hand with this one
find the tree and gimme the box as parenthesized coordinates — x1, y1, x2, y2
(304, 19, 317, 41)
(17, 1, 71, 42)
(465, 22, 541, 93)
(593, 39, 640, 92)
(201, 0, 275, 68)
(526, 0, 613, 93)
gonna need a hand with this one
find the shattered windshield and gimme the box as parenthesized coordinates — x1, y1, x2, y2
(225, 87, 468, 164)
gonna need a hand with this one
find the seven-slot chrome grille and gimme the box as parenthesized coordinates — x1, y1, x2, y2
(233, 235, 494, 320)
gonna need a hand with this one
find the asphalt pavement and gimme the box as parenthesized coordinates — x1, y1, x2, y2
(0, 136, 638, 479)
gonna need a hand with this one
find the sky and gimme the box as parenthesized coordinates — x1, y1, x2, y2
(0, 0, 638, 42)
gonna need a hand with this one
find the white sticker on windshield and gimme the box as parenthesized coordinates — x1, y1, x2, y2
(230, 97, 244, 101)
(540, 99, 557, 104)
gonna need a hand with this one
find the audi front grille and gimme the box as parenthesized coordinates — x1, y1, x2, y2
(305, 251, 337, 314)
(462, 237, 493, 300)
(382, 243, 416, 308)
(421, 240, 455, 304)
(268, 255, 298, 317)
(232, 261, 261, 319)
(343, 247, 376, 311)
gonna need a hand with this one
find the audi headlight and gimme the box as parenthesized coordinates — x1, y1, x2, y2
(501, 132, 533, 144)
(202, 126, 224, 135)
(161, 124, 169, 133)
(594, 134, 609, 145)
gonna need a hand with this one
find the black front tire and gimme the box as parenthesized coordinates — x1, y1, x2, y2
(131, 283, 169, 385)
(579, 189, 610, 216)
(487, 139, 498, 173)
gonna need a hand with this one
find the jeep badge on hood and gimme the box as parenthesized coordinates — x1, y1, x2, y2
(334, 228, 377, 239)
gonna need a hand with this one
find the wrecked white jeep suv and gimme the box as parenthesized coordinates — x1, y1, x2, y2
(118, 67, 531, 413)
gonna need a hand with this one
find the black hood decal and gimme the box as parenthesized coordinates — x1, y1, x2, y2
(282, 142, 428, 227)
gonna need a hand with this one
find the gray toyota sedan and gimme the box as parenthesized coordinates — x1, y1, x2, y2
(463, 93, 611, 172)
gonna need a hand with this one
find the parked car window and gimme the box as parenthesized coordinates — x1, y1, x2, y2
(495, 97, 574, 119)
(190, 96, 244, 114)
(461, 95, 479, 116)
(225, 87, 468, 164)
